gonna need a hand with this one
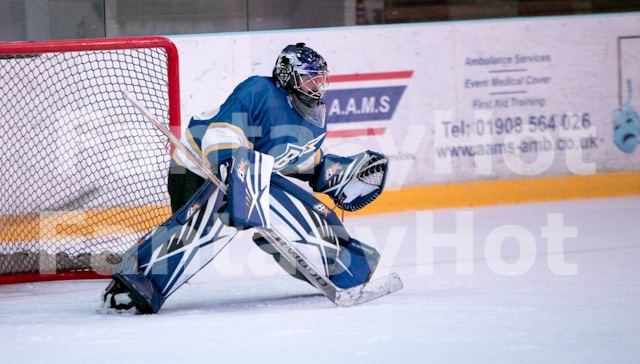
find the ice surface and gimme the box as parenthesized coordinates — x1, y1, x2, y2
(1, 197, 639, 364)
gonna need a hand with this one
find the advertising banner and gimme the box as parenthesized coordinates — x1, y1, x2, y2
(171, 14, 640, 189)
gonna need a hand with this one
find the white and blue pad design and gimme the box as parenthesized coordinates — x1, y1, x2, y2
(226, 148, 274, 229)
(115, 180, 238, 313)
(113, 155, 379, 312)
(262, 174, 380, 289)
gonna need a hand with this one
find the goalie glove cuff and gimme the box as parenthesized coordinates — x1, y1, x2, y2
(310, 151, 388, 211)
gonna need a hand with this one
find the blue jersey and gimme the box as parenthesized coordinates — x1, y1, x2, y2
(174, 76, 326, 177)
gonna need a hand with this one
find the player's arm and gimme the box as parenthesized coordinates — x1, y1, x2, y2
(173, 78, 261, 178)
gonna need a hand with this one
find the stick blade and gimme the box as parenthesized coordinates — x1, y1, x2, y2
(334, 272, 403, 307)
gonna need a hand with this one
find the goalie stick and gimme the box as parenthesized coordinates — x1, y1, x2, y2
(122, 90, 403, 307)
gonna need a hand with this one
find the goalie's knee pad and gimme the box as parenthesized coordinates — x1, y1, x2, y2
(224, 148, 274, 230)
(170, 147, 275, 230)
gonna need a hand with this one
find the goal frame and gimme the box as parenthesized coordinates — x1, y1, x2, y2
(0, 36, 181, 284)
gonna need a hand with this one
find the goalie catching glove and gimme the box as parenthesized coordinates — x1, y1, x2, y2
(310, 150, 388, 211)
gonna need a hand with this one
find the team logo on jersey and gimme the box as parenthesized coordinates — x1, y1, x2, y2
(273, 133, 325, 171)
(323, 70, 413, 138)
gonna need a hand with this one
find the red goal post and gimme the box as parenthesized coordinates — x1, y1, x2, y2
(0, 36, 181, 284)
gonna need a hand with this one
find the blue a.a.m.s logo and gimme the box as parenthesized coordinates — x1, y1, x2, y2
(326, 86, 406, 123)
(324, 71, 413, 138)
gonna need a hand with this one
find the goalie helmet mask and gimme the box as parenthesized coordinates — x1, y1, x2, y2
(273, 43, 329, 107)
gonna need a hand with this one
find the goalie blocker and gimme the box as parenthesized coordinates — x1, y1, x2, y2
(104, 148, 389, 313)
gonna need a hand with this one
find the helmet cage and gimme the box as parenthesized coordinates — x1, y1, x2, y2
(292, 71, 328, 101)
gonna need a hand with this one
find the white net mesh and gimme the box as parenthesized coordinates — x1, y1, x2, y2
(0, 40, 176, 279)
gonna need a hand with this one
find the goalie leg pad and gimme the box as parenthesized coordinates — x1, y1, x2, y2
(225, 148, 274, 229)
(256, 174, 380, 289)
(253, 234, 310, 283)
(106, 180, 239, 313)
(330, 238, 380, 289)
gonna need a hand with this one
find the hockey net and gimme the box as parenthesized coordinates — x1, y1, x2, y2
(0, 37, 181, 284)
